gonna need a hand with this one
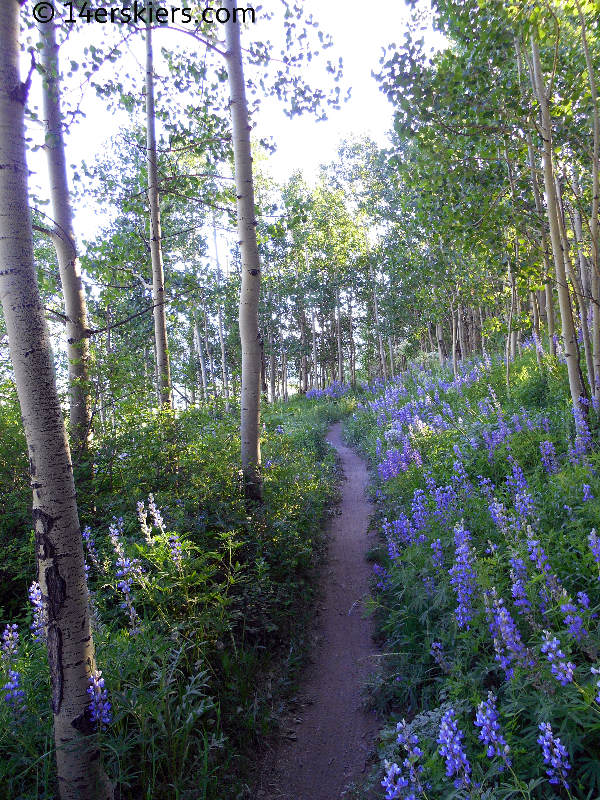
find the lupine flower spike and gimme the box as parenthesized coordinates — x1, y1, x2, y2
(87, 669, 112, 729)
(537, 722, 571, 790)
(1, 624, 19, 666)
(541, 631, 576, 686)
(474, 692, 511, 768)
(437, 708, 471, 789)
(28, 582, 45, 642)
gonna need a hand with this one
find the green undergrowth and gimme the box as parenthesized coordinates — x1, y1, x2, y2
(0, 391, 355, 799)
(344, 349, 600, 799)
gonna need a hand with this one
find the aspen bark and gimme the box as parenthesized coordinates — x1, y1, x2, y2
(311, 312, 318, 390)
(213, 217, 230, 410)
(224, 3, 262, 501)
(450, 303, 458, 378)
(269, 327, 276, 402)
(531, 35, 587, 419)
(192, 308, 208, 401)
(576, 0, 600, 401)
(38, 18, 92, 455)
(146, 21, 172, 408)
(0, 7, 112, 798)
(336, 286, 344, 383)
(436, 321, 446, 365)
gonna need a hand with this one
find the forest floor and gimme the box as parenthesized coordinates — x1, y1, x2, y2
(256, 422, 380, 800)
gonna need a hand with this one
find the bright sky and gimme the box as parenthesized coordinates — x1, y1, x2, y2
(25, 0, 444, 240)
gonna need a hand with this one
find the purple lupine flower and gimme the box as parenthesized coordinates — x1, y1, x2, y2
(430, 642, 451, 673)
(373, 564, 390, 590)
(474, 692, 511, 766)
(537, 722, 571, 790)
(433, 485, 457, 528)
(506, 456, 528, 496)
(110, 521, 142, 633)
(3, 669, 25, 712)
(560, 601, 587, 641)
(167, 532, 183, 569)
(82, 526, 101, 571)
(515, 491, 535, 521)
(485, 589, 533, 679)
(591, 666, 600, 703)
(583, 484, 594, 502)
(526, 528, 562, 601)
(437, 708, 471, 789)
(540, 441, 557, 474)
(137, 500, 154, 545)
(577, 591, 590, 610)
(422, 575, 436, 596)
(589, 529, 600, 568)
(431, 539, 444, 571)
(28, 582, 45, 642)
(411, 489, 429, 531)
(448, 522, 478, 629)
(1, 624, 19, 666)
(541, 632, 576, 686)
(381, 761, 409, 799)
(488, 496, 512, 538)
(87, 669, 112, 729)
(395, 720, 426, 796)
(509, 557, 531, 615)
(452, 459, 473, 497)
(147, 494, 165, 533)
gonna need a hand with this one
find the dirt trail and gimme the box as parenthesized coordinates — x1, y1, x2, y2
(258, 422, 379, 800)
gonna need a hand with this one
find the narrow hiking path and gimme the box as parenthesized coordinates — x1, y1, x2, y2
(258, 422, 379, 800)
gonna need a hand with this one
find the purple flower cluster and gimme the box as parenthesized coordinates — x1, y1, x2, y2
(82, 526, 101, 571)
(537, 722, 571, 789)
(431, 539, 443, 571)
(110, 518, 142, 633)
(474, 692, 511, 766)
(147, 493, 165, 533)
(437, 709, 471, 789)
(411, 490, 429, 531)
(430, 642, 451, 673)
(3, 670, 25, 713)
(2, 623, 19, 666)
(28, 582, 45, 642)
(506, 455, 528, 496)
(560, 600, 587, 641)
(137, 500, 154, 545)
(541, 632, 576, 686)
(540, 441, 557, 474)
(485, 589, 533, 680)
(373, 564, 391, 590)
(378, 437, 422, 481)
(509, 557, 531, 615)
(448, 523, 478, 629)
(583, 484, 594, 502)
(589, 529, 600, 569)
(87, 669, 112, 729)
(168, 532, 183, 569)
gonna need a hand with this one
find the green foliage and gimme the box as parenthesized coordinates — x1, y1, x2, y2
(347, 347, 600, 799)
(0, 397, 339, 799)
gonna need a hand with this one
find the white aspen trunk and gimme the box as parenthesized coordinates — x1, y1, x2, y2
(530, 288, 543, 368)
(38, 18, 91, 456)
(224, 3, 262, 501)
(336, 286, 344, 383)
(145, 21, 172, 408)
(436, 321, 446, 365)
(369, 260, 387, 381)
(388, 336, 395, 379)
(450, 304, 458, 378)
(311, 312, 318, 390)
(269, 327, 276, 402)
(192, 308, 208, 401)
(348, 296, 356, 386)
(0, 9, 112, 799)
(213, 216, 230, 410)
(576, 0, 600, 402)
(531, 35, 587, 419)
(479, 308, 486, 356)
(556, 177, 595, 394)
(457, 302, 467, 359)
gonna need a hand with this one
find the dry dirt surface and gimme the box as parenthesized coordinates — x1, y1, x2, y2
(257, 422, 380, 800)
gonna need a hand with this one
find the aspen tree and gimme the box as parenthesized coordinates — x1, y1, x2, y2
(530, 34, 587, 420)
(38, 18, 92, 455)
(224, 1, 263, 501)
(0, 4, 112, 797)
(145, 20, 172, 408)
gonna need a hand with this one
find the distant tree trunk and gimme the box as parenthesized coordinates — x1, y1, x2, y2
(213, 216, 230, 411)
(531, 34, 587, 420)
(311, 312, 318, 390)
(269, 327, 277, 402)
(192, 308, 208, 401)
(300, 309, 308, 393)
(436, 322, 446, 365)
(0, 10, 112, 799)
(145, 21, 172, 408)
(450, 303, 458, 378)
(224, 3, 262, 501)
(479, 308, 486, 356)
(336, 287, 344, 383)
